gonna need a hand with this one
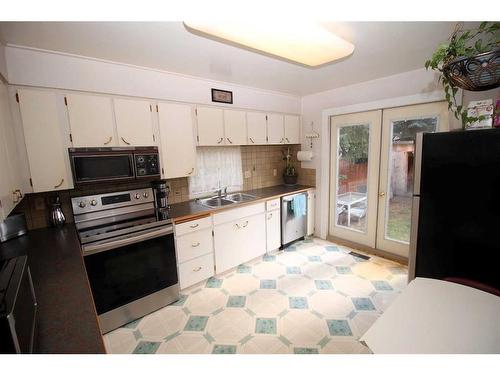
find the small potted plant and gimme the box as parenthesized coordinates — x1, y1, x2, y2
(425, 22, 500, 129)
(282, 147, 298, 186)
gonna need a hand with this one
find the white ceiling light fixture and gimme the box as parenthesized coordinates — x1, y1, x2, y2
(184, 21, 355, 67)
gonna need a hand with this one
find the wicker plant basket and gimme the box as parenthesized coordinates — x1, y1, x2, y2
(443, 49, 500, 92)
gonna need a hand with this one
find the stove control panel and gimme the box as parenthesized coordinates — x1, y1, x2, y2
(72, 188, 155, 215)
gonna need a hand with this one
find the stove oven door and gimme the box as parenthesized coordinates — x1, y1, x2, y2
(82, 225, 179, 333)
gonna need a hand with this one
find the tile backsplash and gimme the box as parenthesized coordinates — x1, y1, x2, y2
(15, 145, 315, 230)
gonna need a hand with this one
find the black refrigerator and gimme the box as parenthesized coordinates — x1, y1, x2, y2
(409, 128, 500, 289)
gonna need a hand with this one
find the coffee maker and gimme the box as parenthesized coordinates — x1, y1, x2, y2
(151, 180, 170, 219)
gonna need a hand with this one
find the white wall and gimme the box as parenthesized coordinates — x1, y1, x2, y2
(0, 43, 8, 82)
(300, 68, 446, 238)
(5, 46, 300, 114)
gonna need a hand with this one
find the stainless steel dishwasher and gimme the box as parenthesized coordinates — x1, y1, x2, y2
(281, 192, 307, 247)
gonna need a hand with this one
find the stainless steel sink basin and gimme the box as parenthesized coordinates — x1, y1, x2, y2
(226, 193, 257, 202)
(199, 197, 235, 208)
(197, 192, 258, 208)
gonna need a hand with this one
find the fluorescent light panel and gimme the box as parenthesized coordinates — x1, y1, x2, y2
(184, 21, 354, 67)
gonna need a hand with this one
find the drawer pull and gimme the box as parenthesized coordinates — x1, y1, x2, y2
(191, 242, 200, 247)
(193, 266, 202, 272)
(190, 223, 199, 228)
(235, 220, 248, 229)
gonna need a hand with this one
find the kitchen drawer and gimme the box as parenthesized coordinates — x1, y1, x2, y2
(178, 253, 214, 290)
(213, 202, 265, 225)
(175, 216, 212, 236)
(266, 198, 280, 211)
(176, 228, 213, 263)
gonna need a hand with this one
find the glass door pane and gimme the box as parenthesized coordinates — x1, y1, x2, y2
(336, 124, 370, 233)
(385, 118, 437, 243)
(330, 110, 382, 248)
(376, 101, 449, 258)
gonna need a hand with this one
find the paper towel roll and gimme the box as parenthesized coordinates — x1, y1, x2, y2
(297, 151, 314, 161)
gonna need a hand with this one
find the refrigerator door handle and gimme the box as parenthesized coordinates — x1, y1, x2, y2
(413, 132, 424, 196)
(408, 196, 420, 283)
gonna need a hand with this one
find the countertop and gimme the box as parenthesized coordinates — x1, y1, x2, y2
(168, 184, 314, 222)
(0, 184, 313, 353)
(0, 226, 106, 354)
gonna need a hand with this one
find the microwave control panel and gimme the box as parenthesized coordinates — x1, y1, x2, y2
(134, 153, 160, 177)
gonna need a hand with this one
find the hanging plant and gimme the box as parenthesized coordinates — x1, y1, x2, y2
(425, 22, 500, 129)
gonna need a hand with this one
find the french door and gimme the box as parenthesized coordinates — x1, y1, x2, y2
(329, 101, 449, 257)
(376, 102, 449, 257)
(329, 110, 382, 247)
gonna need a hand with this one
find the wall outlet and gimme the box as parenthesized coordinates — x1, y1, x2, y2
(273, 169, 277, 177)
(244, 170, 251, 179)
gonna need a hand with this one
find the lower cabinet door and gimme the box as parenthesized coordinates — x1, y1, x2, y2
(266, 210, 281, 251)
(214, 213, 266, 273)
(178, 253, 214, 290)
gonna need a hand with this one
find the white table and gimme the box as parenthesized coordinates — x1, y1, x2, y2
(337, 192, 367, 226)
(361, 277, 500, 353)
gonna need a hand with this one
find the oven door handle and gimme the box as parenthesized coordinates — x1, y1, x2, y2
(82, 225, 174, 256)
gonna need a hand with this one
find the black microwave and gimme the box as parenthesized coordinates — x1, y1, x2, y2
(69, 147, 161, 185)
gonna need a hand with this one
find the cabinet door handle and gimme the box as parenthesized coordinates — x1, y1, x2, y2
(267, 213, 273, 220)
(217, 137, 224, 144)
(226, 137, 233, 144)
(187, 168, 194, 175)
(54, 178, 64, 189)
(121, 137, 131, 145)
(285, 137, 290, 143)
(280, 138, 284, 143)
(16, 189, 23, 199)
(12, 191, 20, 203)
(191, 242, 200, 247)
(242, 220, 249, 228)
(249, 137, 255, 144)
(193, 266, 202, 272)
(104, 136, 113, 145)
(190, 223, 199, 228)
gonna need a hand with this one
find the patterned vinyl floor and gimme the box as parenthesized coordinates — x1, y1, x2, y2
(104, 238, 408, 354)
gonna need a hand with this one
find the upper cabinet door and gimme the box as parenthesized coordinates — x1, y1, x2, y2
(18, 89, 72, 193)
(267, 113, 284, 144)
(284, 115, 301, 144)
(114, 98, 155, 146)
(157, 102, 197, 179)
(196, 107, 224, 146)
(247, 112, 267, 145)
(66, 94, 115, 147)
(223, 109, 247, 145)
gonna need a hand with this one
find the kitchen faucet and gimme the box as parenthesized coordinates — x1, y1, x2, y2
(215, 186, 228, 198)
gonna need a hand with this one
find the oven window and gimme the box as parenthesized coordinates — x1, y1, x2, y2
(84, 233, 178, 315)
(73, 155, 133, 182)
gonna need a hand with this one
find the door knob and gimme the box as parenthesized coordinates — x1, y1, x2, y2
(379, 192, 386, 197)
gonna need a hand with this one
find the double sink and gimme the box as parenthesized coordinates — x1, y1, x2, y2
(198, 192, 258, 208)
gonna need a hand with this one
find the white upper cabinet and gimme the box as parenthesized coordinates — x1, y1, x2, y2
(18, 89, 72, 193)
(284, 115, 301, 144)
(196, 106, 224, 146)
(66, 93, 115, 147)
(157, 102, 197, 179)
(113, 98, 155, 146)
(223, 109, 247, 145)
(267, 113, 284, 144)
(247, 112, 267, 145)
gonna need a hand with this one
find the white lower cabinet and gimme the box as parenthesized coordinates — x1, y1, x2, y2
(178, 253, 214, 290)
(213, 203, 266, 274)
(266, 210, 281, 252)
(307, 189, 315, 236)
(175, 216, 215, 290)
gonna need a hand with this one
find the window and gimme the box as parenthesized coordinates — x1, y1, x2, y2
(189, 147, 243, 196)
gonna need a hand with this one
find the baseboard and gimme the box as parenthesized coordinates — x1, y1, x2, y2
(326, 235, 408, 265)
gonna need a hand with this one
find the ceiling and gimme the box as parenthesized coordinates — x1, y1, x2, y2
(0, 22, 458, 96)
